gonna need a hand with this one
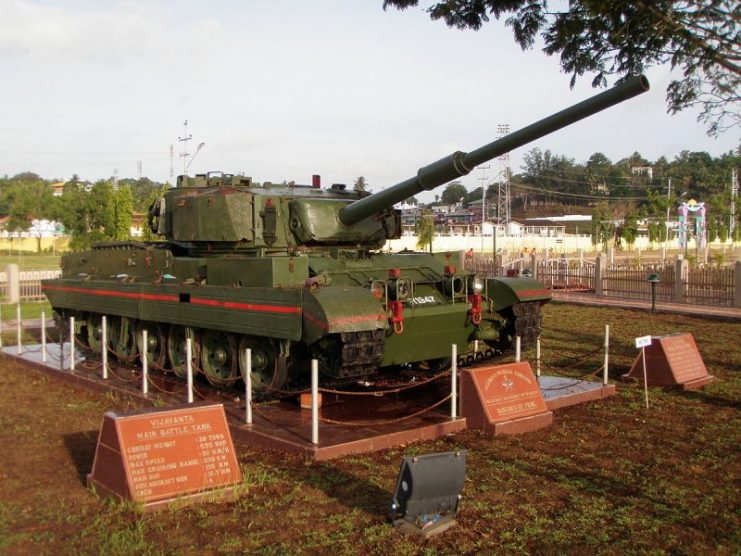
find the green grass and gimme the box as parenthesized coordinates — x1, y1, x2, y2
(0, 252, 61, 270)
(0, 300, 52, 321)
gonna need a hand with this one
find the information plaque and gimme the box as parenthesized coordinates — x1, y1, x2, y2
(87, 403, 242, 511)
(460, 362, 552, 435)
(625, 333, 714, 390)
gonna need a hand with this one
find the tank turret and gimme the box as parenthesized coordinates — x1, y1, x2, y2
(151, 75, 648, 254)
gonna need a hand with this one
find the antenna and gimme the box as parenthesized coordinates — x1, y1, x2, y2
(178, 120, 192, 177)
(112, 168, 119, 191)
(169, 144, 174, 177)
(137, 160, 142, 180)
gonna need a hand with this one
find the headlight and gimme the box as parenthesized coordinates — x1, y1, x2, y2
(389, 278, 411, 301)
(468, 274, 485, 294)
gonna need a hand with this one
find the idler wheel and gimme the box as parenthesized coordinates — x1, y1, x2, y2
(166, 326, 197, 378)
(200, 330, 238, 387)
(238, 336, 286, 393)
(86, 313, 104, 354)
(136, 321, 166, 369)
(108, 316, 139, 362)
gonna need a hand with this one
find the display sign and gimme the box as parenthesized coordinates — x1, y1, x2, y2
(625, 333, 714, 390)
(460, 362, 552, 435)
(87, 403, 241, 510)
(635, 336, 652, 349)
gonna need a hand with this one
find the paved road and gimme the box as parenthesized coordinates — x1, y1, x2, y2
(551, 292, 741, 321)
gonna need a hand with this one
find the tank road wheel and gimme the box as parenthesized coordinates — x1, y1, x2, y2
(238, 336, 286, 393)
(413, 357, 452, 375)
(166, 326, 197, 378)
(200, 331, 238, 387)
(136, 321, 166, 369)
(108, 316, 139, 362)
(86, 313, 104, 354)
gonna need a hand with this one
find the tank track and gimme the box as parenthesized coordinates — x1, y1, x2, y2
(318, 329, 386, 380)
(512, 301, 543, 347)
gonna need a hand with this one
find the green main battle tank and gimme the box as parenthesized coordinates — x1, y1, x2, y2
(43, 76, 649, 391)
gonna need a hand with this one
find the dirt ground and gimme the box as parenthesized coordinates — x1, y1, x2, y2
(0, 303, 739, 555)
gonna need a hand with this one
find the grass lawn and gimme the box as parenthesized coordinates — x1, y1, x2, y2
(0, 302, 739, 554)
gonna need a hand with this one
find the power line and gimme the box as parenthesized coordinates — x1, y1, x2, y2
(511, 183, 649, 201)
(520, 172, 666, 189)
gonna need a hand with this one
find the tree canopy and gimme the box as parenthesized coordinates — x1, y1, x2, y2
(384, 0, 740, 136)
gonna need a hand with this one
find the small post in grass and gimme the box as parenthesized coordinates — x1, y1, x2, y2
(515, 336, 521, 363)
(536, 336, 541, 379)
(186, 337, 194, 404)
(69, 316, 75, 371)
(41, 311, 47, 363)
(603, 324, 610, 386)
(16, 304, 22, 355)
(101, 316, 108, 380)
(245, 348, 252, 425)
(635, 335, 652, 409)
(311, 358, 319, 445)
(451, 343, 457, 419)
(141, 329, 148, 396)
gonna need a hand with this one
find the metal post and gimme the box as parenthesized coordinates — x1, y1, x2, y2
(69, 316, 75, 371)
(311, 359, 319, 445)
(186, 337, 194, 404)
(536, 337, 541, 378)
(142, 329, 148, 395)
(603, 324, 610, 386)
(101, 316, 108, 380)
(473, 339, 479, 353)
(16, 304, 22, 355)
(245, 348, 252, 425)
(641, 346, 649, 409)
(515, 336, 521, 363)
(451, 344, 457, 419)
(41, 311, 47, 363)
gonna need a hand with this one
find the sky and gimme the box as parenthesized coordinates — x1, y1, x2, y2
(0, 0, 739, 202)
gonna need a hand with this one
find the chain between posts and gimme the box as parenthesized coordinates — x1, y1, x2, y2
(318, 394, 453, 427)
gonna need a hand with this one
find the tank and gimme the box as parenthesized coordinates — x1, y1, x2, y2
(43, 76, 649, 391)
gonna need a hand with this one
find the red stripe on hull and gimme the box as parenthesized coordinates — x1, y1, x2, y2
(43, 284, 300, 315)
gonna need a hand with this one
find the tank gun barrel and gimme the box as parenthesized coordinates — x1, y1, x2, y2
(339, 75, 649, 226)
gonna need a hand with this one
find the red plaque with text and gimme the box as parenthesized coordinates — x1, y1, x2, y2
(87, 403, 242, 511)
(626, 333, 714, 390)
(460, 362, 552, 435)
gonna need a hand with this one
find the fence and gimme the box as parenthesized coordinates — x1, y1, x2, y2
(0, 266, 61, 302)
(467, 254, 741, 308)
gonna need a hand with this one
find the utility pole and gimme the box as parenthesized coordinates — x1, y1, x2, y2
(496, 124, 511, 226)
(137, 160, 142, 180)
(169, 144, 174, 178)
(178, 120, 192, 177)
(112, 168, 118, 191)
(478, 165, 491, 254)
(731, 168, 738, 236)
(665, 177, 672, 249)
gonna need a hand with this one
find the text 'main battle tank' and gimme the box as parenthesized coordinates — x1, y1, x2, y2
(43, 76, 649, 392)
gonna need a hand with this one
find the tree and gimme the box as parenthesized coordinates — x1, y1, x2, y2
(384, 0, 741, 136)
(353, 176, 369, 192)
(415, 210, 435, 252)
(440, 181, 467, 205)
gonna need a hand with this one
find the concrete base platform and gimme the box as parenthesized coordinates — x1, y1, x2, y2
(3, 345, 465, 461)
(538, 375, 617, 411)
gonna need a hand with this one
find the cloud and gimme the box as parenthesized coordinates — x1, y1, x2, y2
(0, 0, 222, 64)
